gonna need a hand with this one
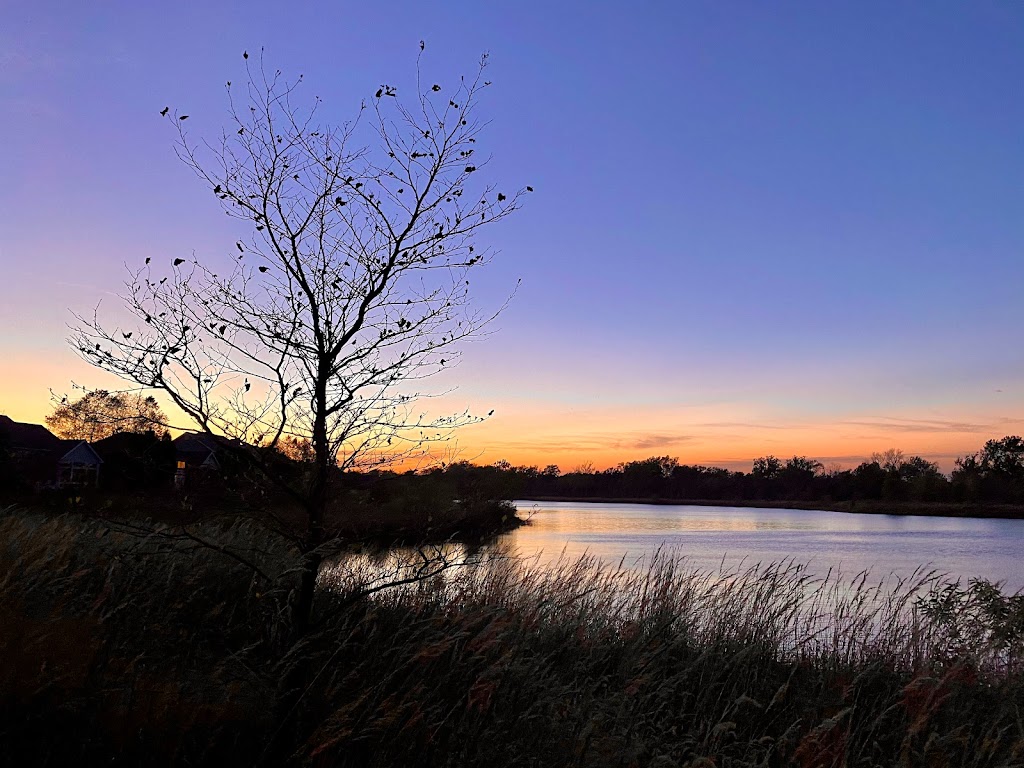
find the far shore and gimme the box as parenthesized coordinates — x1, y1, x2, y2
(516, 496, 1024, 520)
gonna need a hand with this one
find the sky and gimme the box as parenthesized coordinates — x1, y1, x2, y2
(1, 1, 1022, 472)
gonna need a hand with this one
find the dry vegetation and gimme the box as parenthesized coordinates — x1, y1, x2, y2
(2, 504, 1023, 766)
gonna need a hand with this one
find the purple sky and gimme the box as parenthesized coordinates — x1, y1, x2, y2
(2, 1, 1022, 471)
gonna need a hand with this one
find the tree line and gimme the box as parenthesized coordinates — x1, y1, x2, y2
(13, 389, 1024, 508)
(399, 437, 1024, 507)
(11, 389, 1024, 508)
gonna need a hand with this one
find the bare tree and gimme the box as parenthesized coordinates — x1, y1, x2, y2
(871, 448, 906, 473)
(71, 47, 528, 634)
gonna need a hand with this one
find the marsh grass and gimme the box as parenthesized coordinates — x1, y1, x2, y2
(2, 505, 1023, 766)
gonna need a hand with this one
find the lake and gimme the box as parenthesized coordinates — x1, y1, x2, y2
(501, 500, 1024, 592)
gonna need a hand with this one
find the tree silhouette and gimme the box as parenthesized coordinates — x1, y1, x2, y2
(977, 436, 1024, 478)
(953, 436, 1024, 503)
(871, 448, 906, 473)
(783, 456, 823, 476)
(70, 48, 528, 635)
(751, 455, 782, 479)
(898, 456, 941, 480)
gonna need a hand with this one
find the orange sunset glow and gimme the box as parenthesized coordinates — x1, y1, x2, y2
(4, 352, 1020, 474)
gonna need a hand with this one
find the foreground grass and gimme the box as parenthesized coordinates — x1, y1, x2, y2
(2, 506, 1023, 766)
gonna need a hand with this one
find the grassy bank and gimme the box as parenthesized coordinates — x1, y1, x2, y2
(13, 488, 524, 545)
(2, 505, 1023, 766)
(521, 496, 1024, 519)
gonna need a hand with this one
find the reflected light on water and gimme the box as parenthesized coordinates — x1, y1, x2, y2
(501, 501, 1024, 593)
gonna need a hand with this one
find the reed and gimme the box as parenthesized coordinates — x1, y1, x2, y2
(1, 505, 1021, 766)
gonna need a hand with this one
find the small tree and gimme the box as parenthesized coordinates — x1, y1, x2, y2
(46, 390, 168, 441)
(70, 48, 528, 635)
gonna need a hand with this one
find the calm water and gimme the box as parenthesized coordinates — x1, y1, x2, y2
(501, 501, 1024, 592)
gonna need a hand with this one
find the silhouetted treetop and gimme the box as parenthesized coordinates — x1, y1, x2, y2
(46, 390, 168, 441)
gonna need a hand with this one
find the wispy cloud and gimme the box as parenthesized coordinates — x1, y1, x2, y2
(488, 431, 694, 455)
(631, 433, 693, 450)
(840, 417, 1004, 434)
(692, 421, 797, 431)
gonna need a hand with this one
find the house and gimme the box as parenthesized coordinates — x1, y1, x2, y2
(173, 432, 224, 471)
(93, 431, 175, 490)
(0, 415, 103, 488)
(172, 432, 249, 488)
(56, 440, 104, 488)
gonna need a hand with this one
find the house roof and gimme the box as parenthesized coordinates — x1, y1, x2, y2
(1, 416, 102, 468)
(173, 434, 225, 472)
(58, 440, 103, 466)
(173, 432, 240, 450)
(0, 415, 63, 452)
(94, 430, 164, 458)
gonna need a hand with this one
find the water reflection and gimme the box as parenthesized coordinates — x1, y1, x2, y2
(320, 542, 484, 597)
(502, 501, 1024, 592)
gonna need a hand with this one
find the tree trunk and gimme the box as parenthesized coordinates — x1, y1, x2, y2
(291, 550, 322, 642)
(291, 376, 330, 639)
(308, 376, 330, 548)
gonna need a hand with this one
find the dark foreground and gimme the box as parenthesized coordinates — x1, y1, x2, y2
(2, 506, 1023, 767)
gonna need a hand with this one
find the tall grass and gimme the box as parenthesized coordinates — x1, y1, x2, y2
(2, 505, 1023, 766)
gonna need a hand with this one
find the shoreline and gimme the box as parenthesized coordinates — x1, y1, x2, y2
(515, 496, 1024, 520)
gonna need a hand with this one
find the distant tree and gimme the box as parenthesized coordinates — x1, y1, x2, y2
(751, 455, 782, 479)
(952, 438, 1024, 481)
(620, 456, 678, 479)
(894, 455, 948, 501)
(898, 456, 942, 480)
(46, 390, 168, 441)
(977, 436, 1024, 478)
(277, 436, 315, 463)
(952, 453, 981, 479)
(852, 461, 887, 499)
(670, 464, 739, 500)
(953, 436, 1024, 503)
(608, 456, 678, 497)
(871, 448, 906, 473)
(784, 456, 823, 476)
(540, 464, 560, 477)
(775, 456, 823, 499)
